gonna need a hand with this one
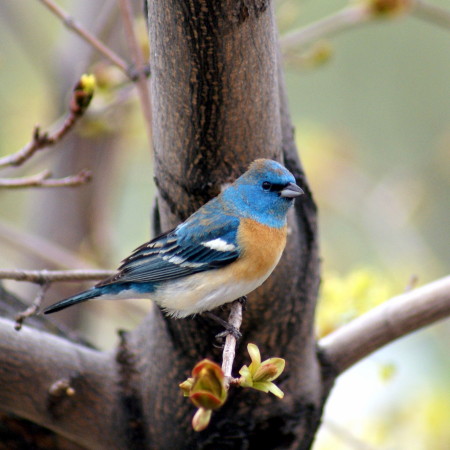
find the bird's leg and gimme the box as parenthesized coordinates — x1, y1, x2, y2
(204, 312, 242, 341)
(204, 296, 246, 342)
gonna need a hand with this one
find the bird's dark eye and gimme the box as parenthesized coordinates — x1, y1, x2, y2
(262, 181, 272, 191)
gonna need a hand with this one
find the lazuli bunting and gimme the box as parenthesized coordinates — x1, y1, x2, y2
(44, 159, 303, 318)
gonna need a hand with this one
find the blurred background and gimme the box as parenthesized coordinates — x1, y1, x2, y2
(0, 1, 449, 448)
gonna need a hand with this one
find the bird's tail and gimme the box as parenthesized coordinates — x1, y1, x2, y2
(43, 287, 103, 314)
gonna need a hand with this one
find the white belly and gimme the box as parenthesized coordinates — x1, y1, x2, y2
(151, 269, 270, 318)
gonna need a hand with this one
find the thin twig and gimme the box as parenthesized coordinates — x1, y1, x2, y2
(37, 0, 130, 76)
(0, 126, 45, 168)
(118, 0, 153, 147)
(280, 5, 372, 52)
(0, 269, 114, 284)
(0, 77, 94, 169)
(413, 0, 450, 30)
(221, 300, 243, 389)
(0, 169, 91, 189)
(15, 283, 50, 330)
(319, 275, 450, 375)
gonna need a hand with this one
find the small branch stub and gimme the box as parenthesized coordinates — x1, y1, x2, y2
(49, 379, 76, 398)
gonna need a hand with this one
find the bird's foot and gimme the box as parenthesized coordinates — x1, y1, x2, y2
(203, 311, 242, 345)
(215, 324, 242, 341)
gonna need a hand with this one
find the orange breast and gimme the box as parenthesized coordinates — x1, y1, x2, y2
(231, 218, 287, 280)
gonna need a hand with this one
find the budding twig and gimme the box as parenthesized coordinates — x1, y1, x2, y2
(0, 76, 95, 169)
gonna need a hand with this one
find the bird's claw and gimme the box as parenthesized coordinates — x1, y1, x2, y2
(216, 325, 242, 341)
(213, 325, 242, 348)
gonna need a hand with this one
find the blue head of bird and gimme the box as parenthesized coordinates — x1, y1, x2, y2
(222, 159, 303, 228)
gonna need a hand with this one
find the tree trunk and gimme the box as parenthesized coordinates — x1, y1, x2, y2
(136, 1, 322, 448)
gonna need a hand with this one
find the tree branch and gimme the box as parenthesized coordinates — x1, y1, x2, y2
(280, 5, 371, 53)
(0, 269, 114, 284)
(318, 275, 450, 375)
(0, 317, 124, 448)
(0, 76, 94, 169)
(0, 169, 91, 189)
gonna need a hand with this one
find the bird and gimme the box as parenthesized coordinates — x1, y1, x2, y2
(43, 159, 303, 318)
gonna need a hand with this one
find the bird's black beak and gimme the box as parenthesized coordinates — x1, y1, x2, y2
(280, 182, 304, 198)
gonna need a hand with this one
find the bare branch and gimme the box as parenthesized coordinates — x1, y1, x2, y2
(0, 169, 91, 189)
(280, 0, 450, 56)
(280, 5, 372, 53)
(0, 269, 114, 284)
(118, 0, 153, 147)
(319, 276, 450, 375)
(37, 0, 130, 76)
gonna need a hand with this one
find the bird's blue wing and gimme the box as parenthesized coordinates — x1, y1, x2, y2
(96, 212, 240, 286)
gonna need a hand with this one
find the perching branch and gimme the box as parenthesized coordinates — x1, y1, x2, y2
(319, 275, 450, 375)
(221, 300, 243, 389)
(0, 169, 91, 189)
(0, 269, 114, 284)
